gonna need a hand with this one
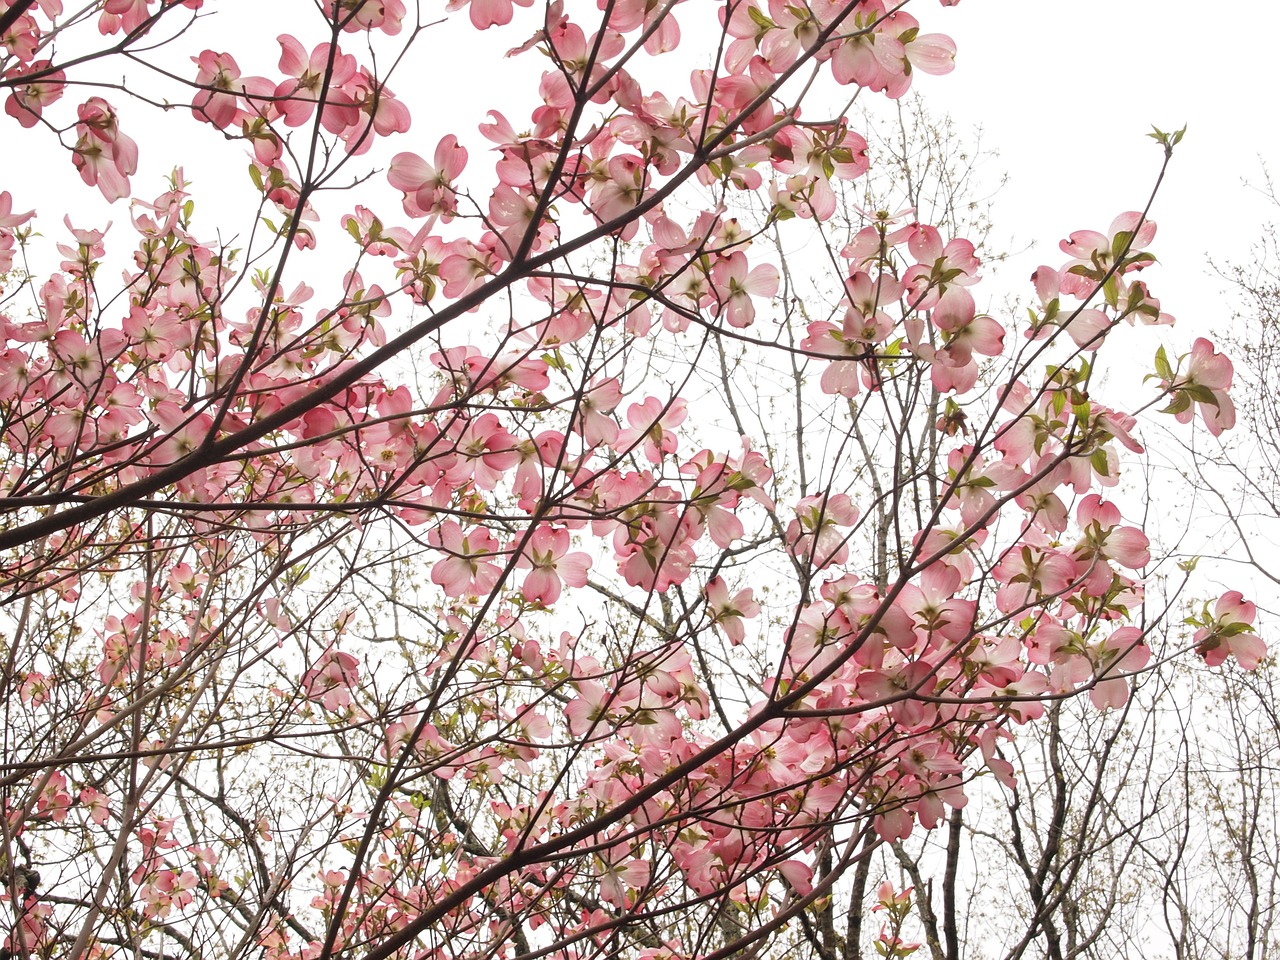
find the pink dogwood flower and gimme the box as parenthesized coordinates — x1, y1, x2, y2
(1159, 337, 1236, 436)
(518, 526, 591, 605)
(301, 648, 361, 712)
(705, 576, 760, 645)
(1192, 591, 1266, 669)
(787, 493, 859, 568)
(389, 136, 468, 220)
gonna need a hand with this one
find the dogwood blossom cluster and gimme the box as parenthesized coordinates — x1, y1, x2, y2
(0, 2, 1265, 960)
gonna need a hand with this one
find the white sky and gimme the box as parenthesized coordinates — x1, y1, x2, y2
(922, 0, 1280, 330)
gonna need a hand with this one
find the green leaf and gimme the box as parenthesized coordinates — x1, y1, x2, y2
(1091, 447, 1110, 477)
(1103, 274, 1120, 307)
(1183, 384, 1219, 406)
(1123, 252, 1157, 270)
(1220, 621, 1256, 638)
(1148, 124, 1187, 156)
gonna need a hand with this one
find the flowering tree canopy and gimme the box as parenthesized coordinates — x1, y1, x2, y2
(0, 3, 1262, 960)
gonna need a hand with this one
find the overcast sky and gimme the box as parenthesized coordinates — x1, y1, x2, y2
(921, 0, 1280, 329)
